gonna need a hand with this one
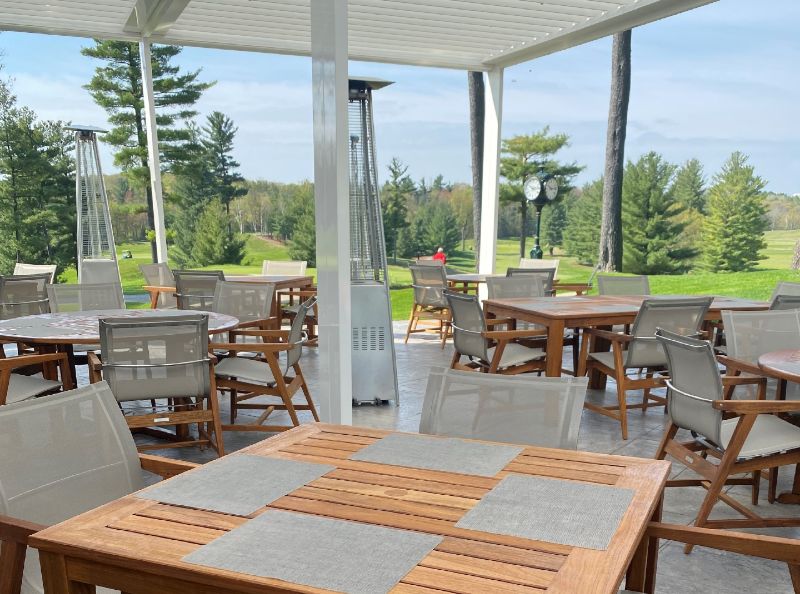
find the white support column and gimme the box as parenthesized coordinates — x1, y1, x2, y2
(311, 0, 352, 425)
(139, 39, 169, 263)
(478, 67, 504, 280)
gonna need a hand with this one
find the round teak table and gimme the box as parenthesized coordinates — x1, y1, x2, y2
(0, 309, 239, 384)
(758, 349, 800, 504)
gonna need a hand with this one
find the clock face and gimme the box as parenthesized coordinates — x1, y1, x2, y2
(523, 177, 542, 202)
(545, 177, 559, 201)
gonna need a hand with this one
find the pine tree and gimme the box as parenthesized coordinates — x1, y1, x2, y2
(190, 199, 245, 266)
(82, 40, 213, 261)
(499, 127, 583, 257)
(673, 158, 706, 213)
(287, 184, 316, 265)
(381, 158, 414, 262)
(398, 215, 426, 259)
(564, 179, 603, 265)
(622, 152, 695, 274)
(540, 199, 568, 256)
(202, 111, 246, 214)
(702, 152, 768, 272)
(424, 201, 460, 255)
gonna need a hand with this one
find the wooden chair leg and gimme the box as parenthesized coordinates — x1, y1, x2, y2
(751, 470, 761, 505)
(768, 467, 779, 504)
(790, 564, 800, 594)
(616, 376, 629, 440)
(404, 305, 418, 344)
(450, 351, 460, 369)
(642, 371, 653, 412)
(0, 539, 26, 594)
(295, 364, 320, 422)
(655, 423, 679, 460)
(208, 377, 225, 457)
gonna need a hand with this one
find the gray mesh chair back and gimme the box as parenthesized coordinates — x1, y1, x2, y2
(46, 282, 125, 312)
(518, 258, 559, 279)
(505, 267, 555, 292)
(80, 258, 120, 284)
(596, 275, 650, 295)
(261, 260, 307, 276)
(99, 314, 211, 402)
(420, 367, 588, 449)
(212, 281, 275, 324)
(140, 263, 176, 308)
(445, 291, 489, 362)
(409, 264, 448, 308)
(656, 329, 723, 447)
(173, 270, 225, 310)
(771, 281, 800, 299)
(625, 297, 713, 368)
(486, 275, 545, 299)
(0, 274, 50, 319)
(0, 382, 143, 593)
(415, 259, 444, 267)
(13, 263, 57, 283)
(770, 283, 800, 310)
(286, 297, 316, 369)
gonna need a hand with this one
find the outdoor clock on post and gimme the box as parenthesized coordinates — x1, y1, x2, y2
(524, 175, 558, 259)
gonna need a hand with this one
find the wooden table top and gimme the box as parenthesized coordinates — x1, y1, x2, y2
(759, 350, 800, 383)
(31, 424, 669, 594)
(0, 309, 239, 345)
(484, 294, 768, 322)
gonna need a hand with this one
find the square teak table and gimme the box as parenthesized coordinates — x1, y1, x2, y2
(31, 424, 669, 594)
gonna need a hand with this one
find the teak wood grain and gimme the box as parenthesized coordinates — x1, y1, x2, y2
(29, 423, 669, 594)
(484, 295, 768, 378)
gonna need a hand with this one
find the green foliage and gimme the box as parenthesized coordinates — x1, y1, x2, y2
(381, 158, 414, 261)
(190, 199, 245, 266)
(287, 184, 316, 266)
(540, 199, 567, 256)
(424, 201, 460, 255)
(563, 179, 603, 265)
(397, 215, 426, 259)
(202, 111, 247, 211)
(499, 127, 583, 256)
(702, 152, 768, 272)
(0, 80, 76, 274)
(673, 158, 706, 213)
(622, 152, 695, 274)
(448, 184, 473, 250)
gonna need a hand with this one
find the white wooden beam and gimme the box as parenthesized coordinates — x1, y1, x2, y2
(478, 67, 503, 281)
(125, 0, 192, 36)
(311, 0, 352, 425)
(139, 39, 169, 263)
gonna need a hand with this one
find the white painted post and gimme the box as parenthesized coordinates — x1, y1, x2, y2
(310, 0, 352, 425)
(478, 67, 504, 282)
(139, 39, 169, 263)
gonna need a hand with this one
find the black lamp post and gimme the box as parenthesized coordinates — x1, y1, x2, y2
(524, 176, 559, 259)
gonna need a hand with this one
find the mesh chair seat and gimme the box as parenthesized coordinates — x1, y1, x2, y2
(215, 357, 277, 385)
(587, 351, 665, 371)
(5, 374, 62, 405)
(719, 415, 800, 459)
(486, 343, 545, 369)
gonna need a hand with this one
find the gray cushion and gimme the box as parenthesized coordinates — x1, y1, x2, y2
(721, 414, 800, 459)
(487, 343, 545, 369)
(215, 356, 274, 384)
(5, 374, 61, 404)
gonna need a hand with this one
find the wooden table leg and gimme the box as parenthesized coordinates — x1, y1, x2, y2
(39, 552, 95, 593)
(545, 320, 565, 377)
(588, 326, 611, 389)
(148, 290, 159, 309)
(625, 495, 662, 594)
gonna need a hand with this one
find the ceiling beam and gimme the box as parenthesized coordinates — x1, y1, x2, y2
(482, 0, 717, 68)
(124, 0, 192, 36)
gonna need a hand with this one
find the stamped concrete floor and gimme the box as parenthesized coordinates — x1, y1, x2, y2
(131, 323, 800, 594)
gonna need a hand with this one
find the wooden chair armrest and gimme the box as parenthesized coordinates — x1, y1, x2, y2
(236, 317, 279, 329)
(138, 454, 200, 479)
(582, 327, 633, 343)
(484, 329, 548, 340)
(712, 400, 800, 413)
(87, 351, 102, 372)
(0, 352, 67, 371)
(646, 522, 800, 564)
(210, 342, 292, 353)
(718, 355, 762, 376)
(720, 375, 766, 386)
(230, 329, 290, 339)
(0, 514, 47, 544)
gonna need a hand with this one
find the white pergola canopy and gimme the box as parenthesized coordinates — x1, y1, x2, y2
(0, 0, 715, 425)
(2, 0, 712, 70)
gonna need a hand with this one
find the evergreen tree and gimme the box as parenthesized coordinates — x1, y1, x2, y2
(622, 152, 695, 274)
(540, 199, 568, 256)
(448, 184, 473, 251)
(564, 179, 603, 265)
(202, 111, 246, 214)
(82, 40, 213, 261)
(398, 215, 426, 259)
(673, 158, 706, 213)
(499, 127, 583, 257)
(381, 158, 414, 262)
(702, 152, 768, 272)
(190, 198, 245, 266)
(287, 184, 316, 265)
(424, 201, 460, 255)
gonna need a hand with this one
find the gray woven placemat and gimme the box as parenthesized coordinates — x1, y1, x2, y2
(350, 432, 523, 477)
(138, 455, 333, 516)
(455, 474, 635, 549)
(183, 510, 442, 594)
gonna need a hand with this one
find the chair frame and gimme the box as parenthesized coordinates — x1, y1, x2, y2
(173, 270, 225, 310)
(0, 351, 74, 406)
(0, 455, 197, 594)
(278, 287, 319, 346)
(405, 265, 451, 348)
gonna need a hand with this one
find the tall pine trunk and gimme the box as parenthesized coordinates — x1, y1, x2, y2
(599, 30, 631, 272)
(468, 71, 484, 270)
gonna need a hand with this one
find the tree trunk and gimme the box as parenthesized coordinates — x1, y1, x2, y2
(792, 239, 800, 270)
(519, 200, 528, 258)
(468, 71, 485, 270)
(599, 30, 632, 272)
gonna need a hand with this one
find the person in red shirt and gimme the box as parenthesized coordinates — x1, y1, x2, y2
(432, 247, 447, 265)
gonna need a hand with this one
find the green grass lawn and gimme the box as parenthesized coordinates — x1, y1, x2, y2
(83, 231, 799, 318)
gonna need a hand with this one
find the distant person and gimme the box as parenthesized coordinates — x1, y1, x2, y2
(433, 247, 447, 265)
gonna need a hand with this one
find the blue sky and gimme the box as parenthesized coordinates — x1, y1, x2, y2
(0, 0, 798, 194)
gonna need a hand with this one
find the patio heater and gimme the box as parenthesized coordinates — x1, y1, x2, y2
(68, 125, 120, 283)
(348, 78, 399, 405)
